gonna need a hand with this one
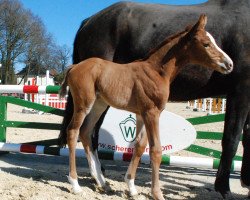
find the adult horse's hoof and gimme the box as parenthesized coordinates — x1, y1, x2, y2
(241, 179, 250, 188)
(241, 179, 250, 198)
(215, 179, 232, 199)
(216, 191, 234, 200)
(96, 183, 113, 193)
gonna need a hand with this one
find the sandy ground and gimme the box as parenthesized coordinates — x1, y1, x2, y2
(0, 102, 249, 200)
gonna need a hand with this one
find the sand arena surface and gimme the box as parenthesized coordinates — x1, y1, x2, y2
(0, 102, 248, 200)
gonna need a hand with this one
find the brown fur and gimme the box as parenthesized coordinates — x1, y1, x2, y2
(60, 15, 233, 199)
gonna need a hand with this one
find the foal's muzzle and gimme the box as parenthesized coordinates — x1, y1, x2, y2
(218, 58, 234, 74)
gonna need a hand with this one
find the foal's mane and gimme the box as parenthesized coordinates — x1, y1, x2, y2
(141, 25, 192, 61)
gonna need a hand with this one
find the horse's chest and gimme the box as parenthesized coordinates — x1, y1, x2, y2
(153, 91, 169, 110)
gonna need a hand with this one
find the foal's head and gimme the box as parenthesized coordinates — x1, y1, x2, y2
(180, 14, 233, 74)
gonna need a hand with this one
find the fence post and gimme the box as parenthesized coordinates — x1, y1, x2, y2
(222, 99, 226, 113)
(202, 98, 206, 112)
(45, 70, 49, 106)
(0, 97, 7, 142)
(36, 75, 39, 104)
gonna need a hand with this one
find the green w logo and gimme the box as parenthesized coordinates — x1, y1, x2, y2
(119, 114, 136, 143)
(124, 126, 136, 139)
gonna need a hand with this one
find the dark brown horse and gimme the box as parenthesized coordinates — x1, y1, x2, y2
(60, 15, 233, 199)
(59, 1, 250, 198)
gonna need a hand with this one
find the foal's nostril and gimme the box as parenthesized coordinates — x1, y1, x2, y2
(224, 58, 233, 72)
(224, 61, 234, 74)
(226, 58, 233, 70)
(219, 59, 233, 74)
(229, 62, 234, 71)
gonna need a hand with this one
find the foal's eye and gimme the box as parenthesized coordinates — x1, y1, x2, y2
(203, 43, 210, 48)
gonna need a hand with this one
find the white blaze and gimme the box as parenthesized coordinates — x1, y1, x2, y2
(206, 31, 233, 72)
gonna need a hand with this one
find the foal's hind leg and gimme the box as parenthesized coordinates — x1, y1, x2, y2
(125, 115, 148, 196)
(67, 105, 91, 193)
(78, 99, 108, 189)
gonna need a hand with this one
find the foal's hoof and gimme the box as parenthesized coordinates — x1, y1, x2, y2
(152, 194, 164, 200)
(152, 190, 164, 200)
(129, 190, 138, 197)
(67, 175, 83, 194)
(129, 187, 138, 197)
(124, 177, 138, 197)
(72, 185, 83, 194)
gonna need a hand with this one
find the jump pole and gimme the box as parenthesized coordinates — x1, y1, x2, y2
(0, 85, 60, 94)
(0, 142, 242, 172)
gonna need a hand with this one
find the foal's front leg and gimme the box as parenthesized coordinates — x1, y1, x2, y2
(143, 110, 164, 200)
(67, 111, 86, 194)
(125, 115, 148, 196)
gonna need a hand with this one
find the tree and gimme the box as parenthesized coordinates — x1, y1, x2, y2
(22, 18, 54, 79)
(50, 44, 71, 84)
(56, 44, 71, 74)
(0, 0, 38, 83)
(0, 0, 71, 84)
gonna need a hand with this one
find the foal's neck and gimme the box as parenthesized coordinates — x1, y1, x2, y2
(145, 31, 189, 82)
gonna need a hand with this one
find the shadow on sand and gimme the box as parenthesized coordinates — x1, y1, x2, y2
(0, 151, 249, 200)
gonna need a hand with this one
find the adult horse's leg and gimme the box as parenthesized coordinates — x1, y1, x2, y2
(125, 115, 148, 196)
(241, 111, 250, 196)
(79, 99, 108, 190)
(91, 58, 127, 155)
(143, 109, 164, 200)
(215, 86, 250, 199)
(91, 106, 109, 151)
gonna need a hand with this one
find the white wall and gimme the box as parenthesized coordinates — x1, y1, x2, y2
(17, 73, 55, 85)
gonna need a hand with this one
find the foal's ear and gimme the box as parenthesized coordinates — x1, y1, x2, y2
(184, 14, 207, 39)
(190, 14, 207, 32)
(197, 14, 207, 29)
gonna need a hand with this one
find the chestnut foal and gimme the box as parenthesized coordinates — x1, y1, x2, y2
(60, 15, 233, 199)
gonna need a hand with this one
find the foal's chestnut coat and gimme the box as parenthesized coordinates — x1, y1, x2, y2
(60, 15, 233, 199)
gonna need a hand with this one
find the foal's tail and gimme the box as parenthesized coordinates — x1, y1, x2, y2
(59, 66, 73, 98)
(58, 66, 73, 147)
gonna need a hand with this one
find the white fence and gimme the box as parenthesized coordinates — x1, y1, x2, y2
(187, 98, 226, 115)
